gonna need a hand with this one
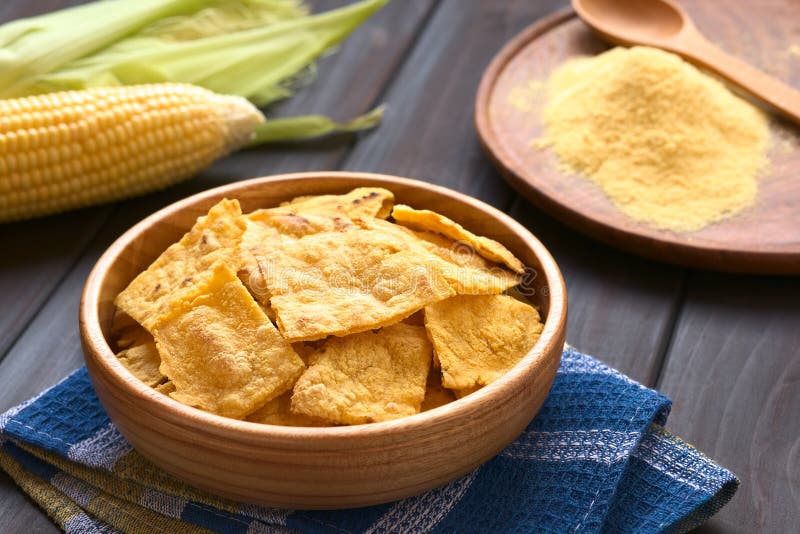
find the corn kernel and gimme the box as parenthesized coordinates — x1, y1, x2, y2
(0, 83, 264, 221)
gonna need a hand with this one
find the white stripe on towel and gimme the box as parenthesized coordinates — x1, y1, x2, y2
(501, 430, 641, 465)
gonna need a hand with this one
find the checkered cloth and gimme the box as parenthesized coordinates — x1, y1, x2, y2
(0, 347, 738, 533)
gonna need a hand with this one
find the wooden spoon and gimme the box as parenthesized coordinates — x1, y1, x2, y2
(572, 0, 800, 124)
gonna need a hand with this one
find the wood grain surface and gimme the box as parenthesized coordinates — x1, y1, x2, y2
(658, 272, 800, 533)
(0, 0, 797, 532)
(476, 2, 800, 273)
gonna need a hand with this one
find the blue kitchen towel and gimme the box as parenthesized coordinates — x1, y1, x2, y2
(0, 347, 738, 533)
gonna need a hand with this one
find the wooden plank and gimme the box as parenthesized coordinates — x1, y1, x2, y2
(0, 228, 109, 532)
(0, 1, 436, 529)
(0, 209, 111, 358)
(342, 0, 568, 207)
(657, 273, 800, 533)
(508, 198, 686, 384)
(0, 223, 129, 412)
(0, 482, 57, 534)
(0, 204, 155, 532)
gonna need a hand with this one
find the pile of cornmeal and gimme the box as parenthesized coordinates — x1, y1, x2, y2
(113, 188, 543, 426)
(538, 46, 770, 232)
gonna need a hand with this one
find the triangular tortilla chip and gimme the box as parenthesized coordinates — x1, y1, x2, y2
(235, 210, 356, 306)
(248, 209, 355, 237)
(362, 219, 519, 295)
(240, 210, 518, 342)
(414, 230, 520, 294)
(152, 264, 305, 419)
(115, 199, 246, 330)
(264, 220, 455, 342)
(392, 204, 525, 274)
(424, 294, 543, 390)
(276, 187, 394, 219)
(291, 323, 432, 424)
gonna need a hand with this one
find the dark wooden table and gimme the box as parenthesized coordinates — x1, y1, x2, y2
(1, 1, 798, 532)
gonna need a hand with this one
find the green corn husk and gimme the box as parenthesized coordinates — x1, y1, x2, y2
(28, 0, 387, 107)
(0, 0, 219, 96)
(0, 0, 388, 141)
(252, 105, 386, 143)
(137, 0, 308, 41)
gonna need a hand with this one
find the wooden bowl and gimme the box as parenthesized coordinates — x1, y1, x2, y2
(79, 172, 567, 509)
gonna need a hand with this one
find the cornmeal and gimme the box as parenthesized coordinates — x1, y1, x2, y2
(538, 46, 770, 232)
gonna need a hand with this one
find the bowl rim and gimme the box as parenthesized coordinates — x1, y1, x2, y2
(80, 171, 567, 443)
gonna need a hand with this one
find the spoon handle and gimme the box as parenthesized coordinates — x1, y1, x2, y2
(685, 36, 800, 124)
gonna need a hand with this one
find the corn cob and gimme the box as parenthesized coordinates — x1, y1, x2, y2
(0, 84, 264, 222)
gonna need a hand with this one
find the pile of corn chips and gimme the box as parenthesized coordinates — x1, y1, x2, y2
(113, 188, 544, 426)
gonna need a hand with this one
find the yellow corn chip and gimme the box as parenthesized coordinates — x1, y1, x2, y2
(359, 219, 519, 295)
(248, 209, 355, 237)
(424, 295, 543, 390)
(116, 199, 246, 330)
(392, 205, 525, 274)
(265, 221, 455, 342)
(246, 391, 330, 427)
(277, 187, 395, 219)
(236, 211, 355, 306)
(235, 217, 278, 307)
(152, 264, 305, 419)
(238, 205, 361, 302)
(155, 381, 176, 395)
(414, 230, 520, 295)
(421, 369, 455, 411)
(117, 341, 163, 387)
(240, 209, 516, 342)
(291, 323, 432, 424)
